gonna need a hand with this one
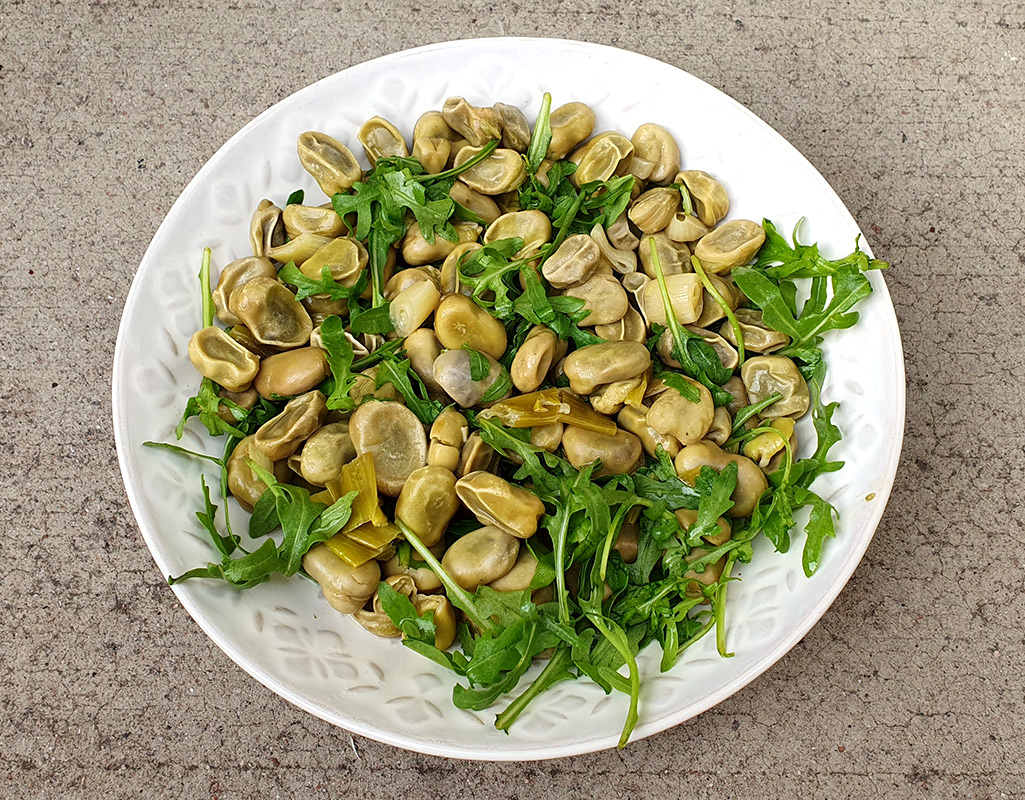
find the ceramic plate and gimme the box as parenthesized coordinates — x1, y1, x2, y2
(112, 38, 905, 760)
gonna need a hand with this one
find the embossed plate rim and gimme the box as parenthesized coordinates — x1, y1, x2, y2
(113, 37, 905, 760)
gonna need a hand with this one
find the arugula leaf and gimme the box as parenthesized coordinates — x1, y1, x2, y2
(285, 189, 304, 206)
(479, 366, 513, 404)
(757, 219, 889, 279)
(462, 345, 491, 382)
(249, 489, 280, 538)
(791, 486, 836, 576)
(169, 538, 280, 590)
(632, 448, 700, 510)
(375, 356, 444, 424)
(684, 464, 738, 545)
(732, 264, 872, 360)
(246, 460, 329, 576)
(175, 379, 249, 439)
(195, 475, 242, 557)
(348, 299, 395, 335)
(319, 315, 359, 412)
(376, 580, 437, 642)
(306, 490, 359, 541)
(653, 370, 702, 404)
(525, 92, 552, 174)
(513, 265, 602, 345)
(278, 261, 369, 302)
(457, 237, 526, 318)
(518, 160, 634, 236)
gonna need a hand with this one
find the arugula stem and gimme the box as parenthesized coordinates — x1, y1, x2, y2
(647, 237, 689, 369)
(586, 614, 640, 748)
(419, 139, 499, 183)
(677, 184, 694, 217)
(714, 554, 737, 658)
(199, 247, 214, 328)
(394, 517, 497, 635)
(142, 440, 224, 464)
(722, 393, 783, 447)
(494, 644, 572, 732)
(368, 228, 387, 308)
(551, 508, 572, 624)
(690, 255, 745, 365)
(598, 501, 635, 582)
(524, 92, 553, 174)
(546, 190, 583, 259)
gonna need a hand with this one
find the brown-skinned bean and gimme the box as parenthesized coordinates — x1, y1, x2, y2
(253, 347, 329, 399)
(395, 465, 460, 547)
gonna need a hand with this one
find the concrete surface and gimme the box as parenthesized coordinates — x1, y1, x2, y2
(1, 1, 1021, 798)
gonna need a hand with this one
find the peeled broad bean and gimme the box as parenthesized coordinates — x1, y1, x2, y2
(562, 425, 644, 477)
(642, 273, 704, 326)
(563, 341, 651, 395)
(296, 421, 355, 485)
(693, 219, 766, 273)
(187, 327, 260, 391)
(253, 346, 329, 399)
(253, 390, 328, 461)
(297, 131, 362, 197)
(740, 355, 810, 418)
(229, 277, 313, 349)
(630, 124, 680, 185)
(563, 272, 629, 326)
(646, 379, 714, 446)
(434, 293, 507, 359)
(542, 234, 600, 288)
(441, 525, 519, 591)
(395, 465, 460, 546)
(213, 257, 277, 326)
(510, 325, 559, 393)
(349, 401, 428, 496)
(455, 471, 546, 539)
(546, 102, 596, 161)
(357, 116, 409, 164)
(250, 199, 285, 258)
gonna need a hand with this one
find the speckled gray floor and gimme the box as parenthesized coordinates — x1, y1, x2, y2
(1, 1, 1022, 798)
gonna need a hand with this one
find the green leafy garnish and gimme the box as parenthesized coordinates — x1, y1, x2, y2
(375, 355, 444, 424)
(525, 92, 552, 174)
(278, 261, 369, 301)
(285, 189, 304, 206)
(463, 345, 491, 382)
(332, 141, 499, 307)
(318, 315, 359, 412)
(756, 219, 889, 279)
(169, 462, 356, 588)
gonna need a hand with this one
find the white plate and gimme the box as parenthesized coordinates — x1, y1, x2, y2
(112, 38, 905, 760)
